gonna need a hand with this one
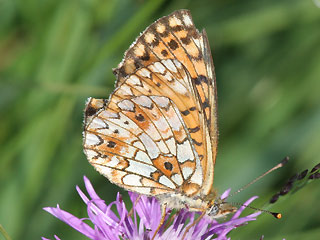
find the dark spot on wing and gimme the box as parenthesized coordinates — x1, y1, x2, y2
(202, 99, 210, 109)
(85, 106, 98, 116)
(107, 141, 116, 148)
(164, 162, 173, 171)
(161, 49, 168, 57)
(171, 25, 183, 32)
(139, 51, 150, 61)
(193, 75, 208, 85)
(135, 114, 145, 122)
(181, 109, 190, 116)
(191, 139, 202, 146)
(134, 60, 143, 69)
(181, 36, 191, 45)
(168, 39, 179, 50)
(150, 37, 160, 47)
(188, 126, 200, 133)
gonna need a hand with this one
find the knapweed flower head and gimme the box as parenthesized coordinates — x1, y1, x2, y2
(43, 176, 260, 240)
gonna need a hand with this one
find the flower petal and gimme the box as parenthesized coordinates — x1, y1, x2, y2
(43, 205, 96, 239)
(221, 188, 231, 200)
(44, 177, 261, 240)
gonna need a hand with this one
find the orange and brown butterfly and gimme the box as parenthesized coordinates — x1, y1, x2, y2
(83, 9, 236, 219)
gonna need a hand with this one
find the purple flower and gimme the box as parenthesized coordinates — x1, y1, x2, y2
(43, 176, 261, 240)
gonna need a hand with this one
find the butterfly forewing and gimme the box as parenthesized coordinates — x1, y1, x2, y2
(84, 10, 218, 198)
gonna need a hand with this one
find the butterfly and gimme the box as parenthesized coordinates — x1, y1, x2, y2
(83, 9, 236, 221)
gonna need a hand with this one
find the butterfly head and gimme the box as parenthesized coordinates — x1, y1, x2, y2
(206, 198, 237, 218)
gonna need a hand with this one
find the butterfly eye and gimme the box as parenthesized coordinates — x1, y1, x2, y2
(207, 204, 219, 216)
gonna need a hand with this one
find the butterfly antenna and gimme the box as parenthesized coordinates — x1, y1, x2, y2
(229, 201, 282, 219)
(228, 156, 289, 198)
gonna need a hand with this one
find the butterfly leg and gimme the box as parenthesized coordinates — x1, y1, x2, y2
(163, 209, 179, 229)
(182, 211, 206, 240)
(151, 203, 167, 240)
(127, 194, 141, 218)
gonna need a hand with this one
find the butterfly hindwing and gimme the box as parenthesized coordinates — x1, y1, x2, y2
(84, 94, 203, 196)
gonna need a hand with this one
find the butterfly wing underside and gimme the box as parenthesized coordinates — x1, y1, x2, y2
(83, 10, 218, 197)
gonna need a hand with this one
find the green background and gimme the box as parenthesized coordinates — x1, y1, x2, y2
(1, 0, 319, 239)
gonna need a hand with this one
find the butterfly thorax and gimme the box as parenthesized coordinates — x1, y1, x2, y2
(156, 190, 237, 219)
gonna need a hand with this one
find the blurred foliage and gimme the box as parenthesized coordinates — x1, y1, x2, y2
(0, 0, 320, 239)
